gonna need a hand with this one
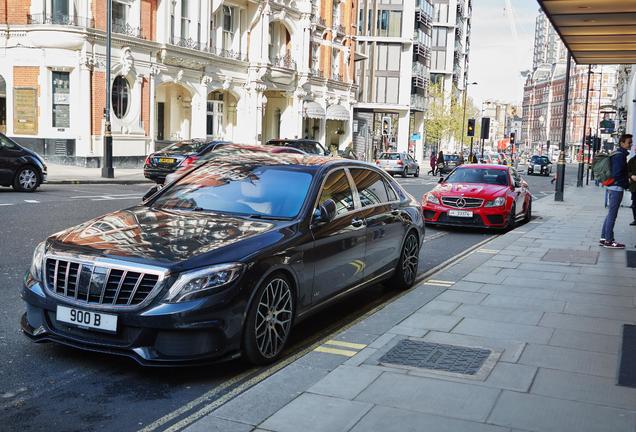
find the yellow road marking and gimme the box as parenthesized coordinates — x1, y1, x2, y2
(325, 340, 367, 350)
(313, 346, 358, 357)
(424, 281, 454, 287)
(477, 249, 499, 254)
(427, 279, 454, 284)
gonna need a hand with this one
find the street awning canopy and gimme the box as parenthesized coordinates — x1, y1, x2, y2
(538, 0, 636, 64)
(326, 104, 350, 121)
(303, 101, 325, 119)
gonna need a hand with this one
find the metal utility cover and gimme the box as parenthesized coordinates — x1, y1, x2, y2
(542, 248, 599, 265)
(379, 339, 491, 375)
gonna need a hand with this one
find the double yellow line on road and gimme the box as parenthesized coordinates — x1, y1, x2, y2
(423, 279, 454, 288)
(313, 339, 367, 357)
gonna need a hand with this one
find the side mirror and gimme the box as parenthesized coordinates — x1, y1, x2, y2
(143, 184, 161, 202)
(316, 199, 337, 224)
(438, 177, 444, 184)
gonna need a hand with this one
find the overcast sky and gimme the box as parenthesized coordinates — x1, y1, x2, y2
(468, 0, 539, 107)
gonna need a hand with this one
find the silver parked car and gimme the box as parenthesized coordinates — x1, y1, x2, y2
(376, 152, 420, 177)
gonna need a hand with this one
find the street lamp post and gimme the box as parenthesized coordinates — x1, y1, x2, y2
(460, 81, 478, 153)
(101, 0, 114, 178)
(577, 65, 592, 187)
(555, 52, 572, 202)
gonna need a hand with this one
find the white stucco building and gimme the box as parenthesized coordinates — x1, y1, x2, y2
(0, 0, 358, 166)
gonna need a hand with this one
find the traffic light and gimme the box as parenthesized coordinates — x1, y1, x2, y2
(510, 132, 516, 145)
(467, 118, 475, 137)
(480, 117, 490, 140)
(381, 117, 391, 136)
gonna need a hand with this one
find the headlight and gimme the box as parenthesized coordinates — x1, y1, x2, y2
(30, 241, 46, 281)
(485, 197, 506, 207)
(165, 263, 244, 302)
(425, 193, 440, 205)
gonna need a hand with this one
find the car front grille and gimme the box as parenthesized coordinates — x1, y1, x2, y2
(441, 197, 484, 208)
(45, 258, 161, 307)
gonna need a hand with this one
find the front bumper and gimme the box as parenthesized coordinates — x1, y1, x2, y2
(422, 203, 509, 228)
(20, 278, 245, 366)
(527, 166, 549, 175)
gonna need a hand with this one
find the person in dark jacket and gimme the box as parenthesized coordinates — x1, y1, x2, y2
(600, 134, 632, 248)
(427, 151, 437, 175)
(628, 142, 636, 226)
(436, 150, 445, 175)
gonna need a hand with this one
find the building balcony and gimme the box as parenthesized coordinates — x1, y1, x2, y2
(27, 13, 94, 28)
(171, 36, 205, 51)
(112, 20, 143, 38)
(415, 9, 432, 30)
(455, 26, 464, 41)
(272, 52, 297, 70)
(457, 2, 465, 18)
(411, 94, 427, 112)
(412, 75, 429, 96)
(413, 42, 431, 64)
(168, 37, 247, 61)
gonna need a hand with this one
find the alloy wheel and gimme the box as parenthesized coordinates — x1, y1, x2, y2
(19, 169, 38, 191)
(401, 234, 419, 285)
(254, 278, 293, 359)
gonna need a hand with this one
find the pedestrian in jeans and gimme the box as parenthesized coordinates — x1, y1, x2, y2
(628, 141, 636, 226)
(427, 151, 437, 176)
(600, 134, 632, 249)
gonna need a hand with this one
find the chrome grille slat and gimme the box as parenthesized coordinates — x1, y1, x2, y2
(44, 257, 162, 309)
(127, 274, 145, 305)
(441, 196, 484, 209)
(112, 270, 128, 305)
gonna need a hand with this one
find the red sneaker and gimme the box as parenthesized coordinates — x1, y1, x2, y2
(603, 241, 625, 249)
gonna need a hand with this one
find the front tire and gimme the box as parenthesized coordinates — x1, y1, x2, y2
(13, 166, 40, 192)
(390, 232, 420, 290)
(506, 204, 517, 231)
(414, 167, 420, 178)
(242, 273, 295, 365)
(524, 199, 532, 223)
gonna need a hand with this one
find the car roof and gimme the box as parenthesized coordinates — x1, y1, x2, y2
(455, 164, 509, 171)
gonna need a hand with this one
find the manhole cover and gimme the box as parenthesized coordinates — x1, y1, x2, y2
(379, 340, 491, 375)
(542, 248, 599, 265)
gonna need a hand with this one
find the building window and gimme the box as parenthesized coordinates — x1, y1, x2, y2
(206, 92, 224, 137)
(112, 76, 130, 119)
(181, 0, 190, 39)
(222, 6, 235, 51)
(332, 0, 340, 27)
(52, 71, 70, 128)
(112, 1, 127, 29)
(376, 10, 401, 37)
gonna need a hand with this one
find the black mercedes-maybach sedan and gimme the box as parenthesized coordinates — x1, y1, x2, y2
(21, 145, 424, 366)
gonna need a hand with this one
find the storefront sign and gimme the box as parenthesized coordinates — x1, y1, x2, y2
(13, 87, 38, 135)
(411, 132, 421, 141)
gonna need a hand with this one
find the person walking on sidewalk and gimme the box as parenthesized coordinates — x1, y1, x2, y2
(628, 141, 636, 226)
(427, 151, 437, 176)
(436, 150, 445, 175)
(600, 133, 632, 249)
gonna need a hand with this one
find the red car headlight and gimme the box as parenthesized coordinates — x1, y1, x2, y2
(424, 193, 440, 205)
(485, 197, 506, 207)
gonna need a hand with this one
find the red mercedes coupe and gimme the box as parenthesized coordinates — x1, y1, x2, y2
(423, 165, 532, 229)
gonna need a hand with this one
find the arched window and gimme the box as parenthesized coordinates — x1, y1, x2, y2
(112, 76, 130, 119)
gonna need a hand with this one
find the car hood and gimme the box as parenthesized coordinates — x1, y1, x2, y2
(46, 206, 291, 270)
(433, 182, 509, 199)
(22, 146, 46, 167)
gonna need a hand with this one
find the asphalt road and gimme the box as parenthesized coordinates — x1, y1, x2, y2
(0, 165, 579, 432)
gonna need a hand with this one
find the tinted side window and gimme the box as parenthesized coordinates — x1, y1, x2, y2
(0, 135, 19, 150)
(349, 168, 390, 207)
(385, 180, 398, 201)
(319, 169, 355, 216)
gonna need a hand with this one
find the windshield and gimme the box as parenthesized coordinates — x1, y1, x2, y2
(531, 156, 550, 164)
(445, 168, 509, 186)
(164, 140, 209, 154)
(153, 164, 313, 218)
(379, 153, 401, 160)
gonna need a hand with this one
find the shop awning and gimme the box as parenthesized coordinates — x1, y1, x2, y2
(538, 0, 636, 64)
(326, 104, 350, 121)
(303, 101, 325, 119)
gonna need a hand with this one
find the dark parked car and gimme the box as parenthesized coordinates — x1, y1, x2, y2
(438, 154, 462, 174)
(0, 132, 47, 192)
(527, 155, 552, 176)
(265, 139, 329, 156)
(144, 139, 231, 184)
(21, 146, 424, 366)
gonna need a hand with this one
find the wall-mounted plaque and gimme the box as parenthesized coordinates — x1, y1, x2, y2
(13, 87, 38, 135)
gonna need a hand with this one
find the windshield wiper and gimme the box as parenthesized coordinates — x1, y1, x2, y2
(246, 214, 293, 221)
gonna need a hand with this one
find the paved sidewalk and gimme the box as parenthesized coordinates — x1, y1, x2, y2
(186, 185, 636, 432)
(46, 163, 149, 184)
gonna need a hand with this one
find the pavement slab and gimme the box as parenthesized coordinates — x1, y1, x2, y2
(453, 304, 544, 325)
(519, 344, 617, 378)
(548, 328, 621, 354)
(306, 365, 382, 400)
(540, 312, 627, 336)
(488, 390, 636, 432)
(452, 318, 554, 344)
(355, 372, 501, 422)
(260, 393, 373, 432)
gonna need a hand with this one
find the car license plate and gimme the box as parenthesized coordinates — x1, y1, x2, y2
(534, 165, 541, 171)
(56, 305, 117, 332)
(448, 210, 473, 218)
(159, 158, 176, 164)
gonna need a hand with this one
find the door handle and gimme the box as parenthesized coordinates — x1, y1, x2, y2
(351, 218, 365, 228)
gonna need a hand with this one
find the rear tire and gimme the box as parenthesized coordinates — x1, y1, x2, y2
(13, 165, 40, 192)
(414, 168, 420, 178)
(242, 273, 295, 365)
(401, 169, 408, 178)
(390, 231, 420, 290)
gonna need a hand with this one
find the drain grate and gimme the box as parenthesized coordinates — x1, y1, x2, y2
(379, 340, 491, 375)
